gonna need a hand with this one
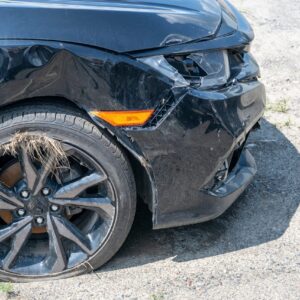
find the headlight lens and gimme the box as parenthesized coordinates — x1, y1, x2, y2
(139, 50, 230, 90)
(138, 55, 189, 88)
(177, 50, 230, 89)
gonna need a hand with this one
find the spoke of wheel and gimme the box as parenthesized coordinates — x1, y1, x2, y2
(2, 223, 32, 271)
(32, 155, 56, 196)
(0, 182, 24, 208)
(0, 198, 22, 210)
(52, 216, 92, 255)
(0, 199, 18, 210)
(19, 145, 38, 191)
(54, 173, 107, 199)
(0, 217, 32, 243)
(45, 214, 67, 273)
(50, 197, 115, 217)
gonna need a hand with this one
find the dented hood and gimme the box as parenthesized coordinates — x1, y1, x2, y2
(0, 0, 222, 52)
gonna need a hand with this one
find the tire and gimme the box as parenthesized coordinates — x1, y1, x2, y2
(0, 102, 136, 282)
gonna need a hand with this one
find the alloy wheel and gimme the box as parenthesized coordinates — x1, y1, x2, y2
(0, 141, 116, 276)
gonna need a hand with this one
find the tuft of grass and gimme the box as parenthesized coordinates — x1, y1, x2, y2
(0, 282, 13, 294)
(150, 294, 165, 300)
(283, 118, 292, 127)
(240, 9, 249, 14)
(0, 132, 69, 174)
(275, 117, 293, 128)
(266, 98, 289, 113)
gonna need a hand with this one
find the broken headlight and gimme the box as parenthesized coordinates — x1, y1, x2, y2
(139, 50, 230, 90)
(167, 50, 230, 89)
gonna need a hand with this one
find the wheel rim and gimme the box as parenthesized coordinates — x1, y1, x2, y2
(0, 140, 116, 276)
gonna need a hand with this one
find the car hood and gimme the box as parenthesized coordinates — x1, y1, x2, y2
(0, 0, 222, 52)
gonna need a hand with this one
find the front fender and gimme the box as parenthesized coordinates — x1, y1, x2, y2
(0, 40, 163, 220)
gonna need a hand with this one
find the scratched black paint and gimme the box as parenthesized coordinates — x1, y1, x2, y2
(0, 0, 266, 229)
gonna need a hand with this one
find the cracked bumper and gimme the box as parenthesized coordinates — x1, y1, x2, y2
(155, 149, 257, 229)
(127, 79, 266, 229)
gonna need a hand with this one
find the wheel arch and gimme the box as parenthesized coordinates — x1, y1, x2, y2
(0, 96, 156, 217)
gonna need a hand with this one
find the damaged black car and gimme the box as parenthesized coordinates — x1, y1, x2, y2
(0, 0, 265, 281)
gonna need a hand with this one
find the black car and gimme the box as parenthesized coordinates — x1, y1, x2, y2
(0, 0, 265, 281)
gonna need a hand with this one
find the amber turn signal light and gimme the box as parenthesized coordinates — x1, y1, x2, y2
(91, 109, 154, 127)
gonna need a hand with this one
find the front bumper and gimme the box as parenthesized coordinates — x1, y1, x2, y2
(157, 148, 257, 229)
(128, 79, 265, 229)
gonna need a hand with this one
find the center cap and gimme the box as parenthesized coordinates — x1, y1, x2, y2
(26, 196, 49, 216)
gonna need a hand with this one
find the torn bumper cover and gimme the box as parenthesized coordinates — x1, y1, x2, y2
(127, 77, 265, 229)
(205, 149, 257, 215)
(122, 2, 266, 229)
(158, 149, 257, 229)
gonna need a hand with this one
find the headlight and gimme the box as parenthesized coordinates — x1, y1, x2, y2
(138, 55, 189, 88)
(139, 50, 230, 90)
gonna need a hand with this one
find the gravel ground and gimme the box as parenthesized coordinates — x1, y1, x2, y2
(4, 0, 300, 299)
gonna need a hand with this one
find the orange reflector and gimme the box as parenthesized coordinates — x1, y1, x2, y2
(91, 109, 154, 127)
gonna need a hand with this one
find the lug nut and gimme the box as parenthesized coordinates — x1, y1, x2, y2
(50, 204, 59, 212)
(42, 187, 51, 196)
(20, 190, 30, 199)
(17, 209, 26, 216)
(35, 216, 44, 225)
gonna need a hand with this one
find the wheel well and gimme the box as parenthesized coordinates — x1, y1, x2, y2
(0, 96, 154, 211)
